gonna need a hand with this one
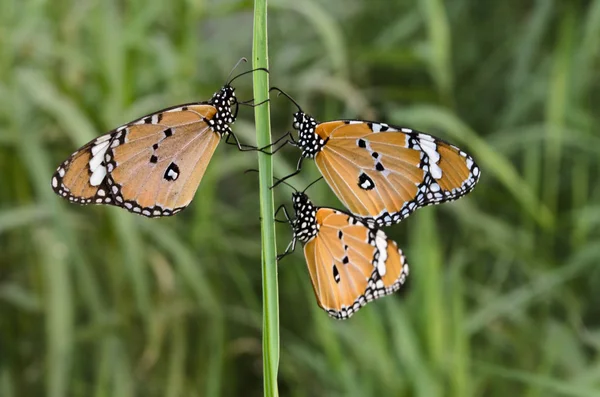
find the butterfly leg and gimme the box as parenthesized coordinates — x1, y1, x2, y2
(274, 204, 291, 223)
(257, 132, 296, 154)
(238, 98, 270, 107)
(270, 157, 303, 189)
(277, 238, 297, 262)
(225, 132, 261, 152)
(274, 205, 296, 261)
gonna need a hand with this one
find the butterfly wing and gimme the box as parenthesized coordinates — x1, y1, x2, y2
(105, 104, 220, 217)
(303, 208, 409, 319)
(51, 133, 116, 205)
(314, 121, 480, 227)
(52, 103, 221, 217)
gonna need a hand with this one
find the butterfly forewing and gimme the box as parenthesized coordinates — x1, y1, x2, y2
(51, 133, 115, 205)
(303, 208, 409, 319)
(313, 120, 480, 227)
(106, 104, 220, 216)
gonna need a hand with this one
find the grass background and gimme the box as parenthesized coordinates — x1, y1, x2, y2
(2, 0, 600, 396)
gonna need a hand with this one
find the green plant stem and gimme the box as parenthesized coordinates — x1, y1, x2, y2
(252, 1, 280, 395)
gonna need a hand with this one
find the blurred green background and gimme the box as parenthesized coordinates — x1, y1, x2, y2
(2, 0, 600, 396)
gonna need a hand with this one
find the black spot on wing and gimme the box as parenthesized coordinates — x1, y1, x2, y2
(164, 162, 180, 181)
(358, 172, 375, 190)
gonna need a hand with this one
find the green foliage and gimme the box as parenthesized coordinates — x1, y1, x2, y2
(1, 0, 600, 396)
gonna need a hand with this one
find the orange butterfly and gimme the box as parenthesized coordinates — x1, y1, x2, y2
(276, 190, 409, 319)
(265, 88, 481, 227)
(51, 60, 267, 217)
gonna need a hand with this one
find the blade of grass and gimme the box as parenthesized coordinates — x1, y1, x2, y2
(411, 210, 445, 375)
(544, 4, 574, 219)
(474, 361, 600, 397)
(252, 1, 279, 395)
(419, 0, 453, 105)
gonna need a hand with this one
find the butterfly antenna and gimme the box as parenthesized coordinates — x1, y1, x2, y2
(273, 176, 298, 193)
(302, 176, 324, 194)
(269, 87, 303, 113)
(225, 57, 248, 85)
(228, 67, 270, 86)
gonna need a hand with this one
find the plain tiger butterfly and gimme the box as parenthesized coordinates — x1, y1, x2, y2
(264, 88, 481, 228)
(276, 188, 409, 320)
(51, 59, 267, 217)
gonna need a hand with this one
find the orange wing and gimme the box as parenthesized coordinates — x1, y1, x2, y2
(51, 133, 115, 205)
(314, 121, 480, 227)
(105, 104, 220, 217)
(52, 103, 221, 217)
(303, 208, 409, 319)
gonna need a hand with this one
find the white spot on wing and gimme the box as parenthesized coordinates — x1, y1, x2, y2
(374, 230, 388, 276)
(91, 140, 110, 157)
(95, 134, 112, 143)
(89, 165, 107, 186)
(88, 151, 105, 172)
(372, 123, 386, 132)
(52, 177, 58, 188)
(167, 169, 179, 180)
(419, 139, 443, 179)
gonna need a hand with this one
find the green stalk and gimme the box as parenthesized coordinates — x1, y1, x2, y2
(252, 1, 279, 395)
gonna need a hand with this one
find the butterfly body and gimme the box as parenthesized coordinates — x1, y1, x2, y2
(284, 192, 409, 320)
(52, 86, 243, 217)
(279, 108, 481, 227)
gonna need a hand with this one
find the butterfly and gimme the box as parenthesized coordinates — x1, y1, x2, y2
(264, 88, 481, 228)
(276, 190, 409, 320)
(51, 59, 267, 217)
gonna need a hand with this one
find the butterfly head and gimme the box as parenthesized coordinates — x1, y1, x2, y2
(291, 192, 318, 243)
(207, 85, 237, 136)
(292, 112, 324, 158)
